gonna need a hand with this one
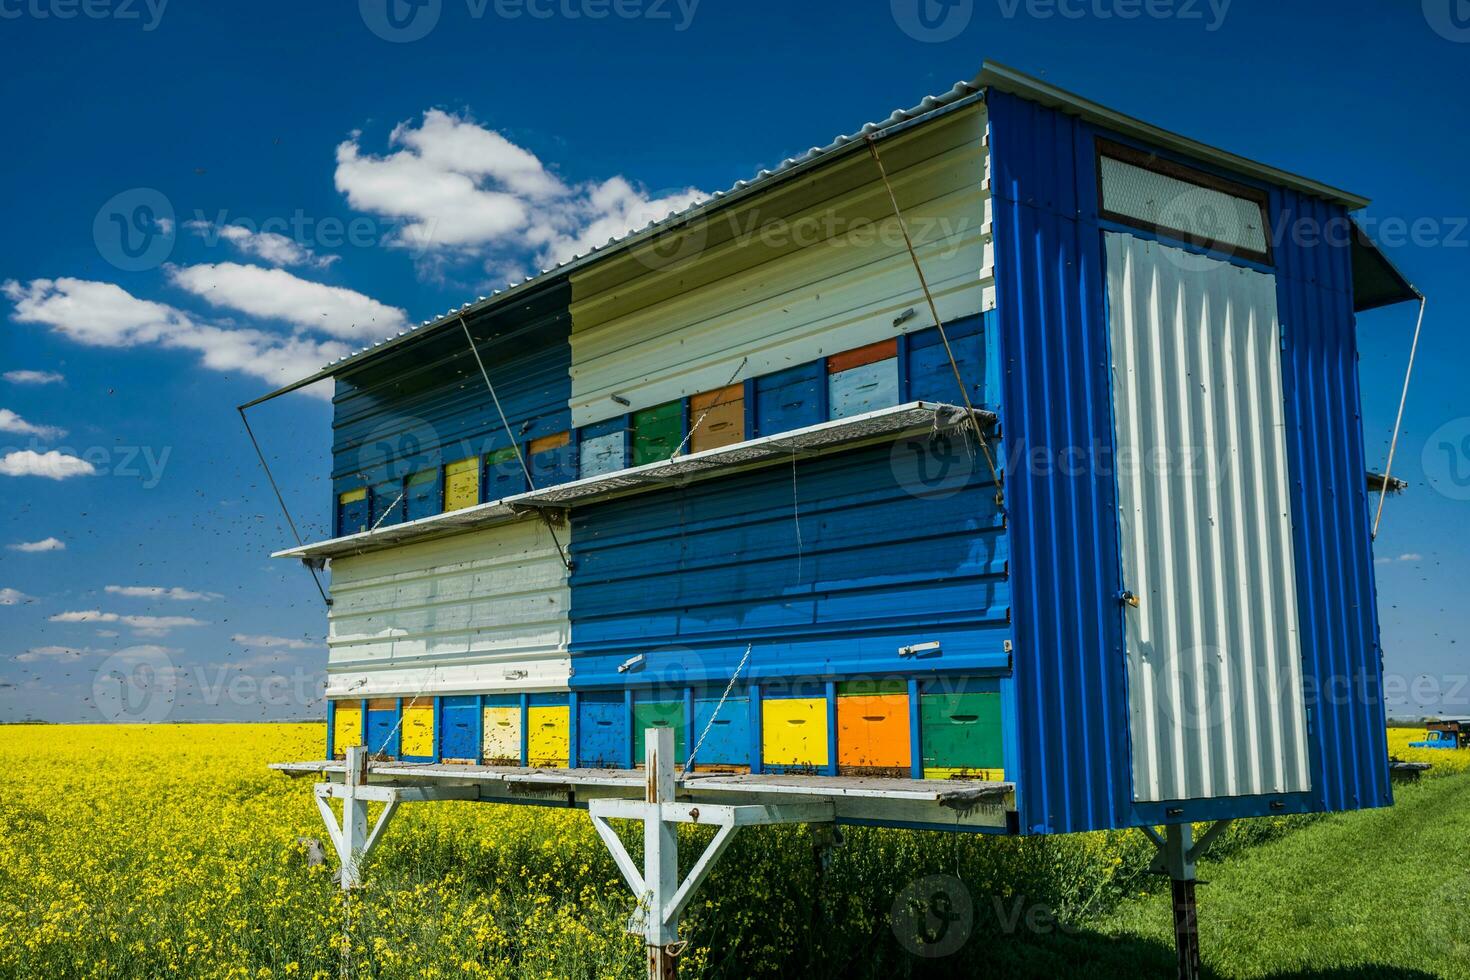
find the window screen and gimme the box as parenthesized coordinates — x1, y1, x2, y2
(1097, 139, 1271, 263)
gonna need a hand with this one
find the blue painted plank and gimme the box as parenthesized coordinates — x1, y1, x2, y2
(370, 480, 405, 529)
(828, 359, 900, 420)
(579, 418, 628, 478)
(691, 690, 751, 766)
(569, 441, 1008, 687)
(754, 361, 824, 436)
(406, 468, 443, 521)
(337, 494, 369, 537)
(366, 705, 399, 757)
(578, 691, 627, 767)
(531, 441, 578, 488)
(439, 695, 479, 761)
(907, 315, 989, 407)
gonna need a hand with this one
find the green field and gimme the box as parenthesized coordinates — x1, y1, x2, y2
(2, 724, 1468, 978)
(1053, 772, 1470, 980)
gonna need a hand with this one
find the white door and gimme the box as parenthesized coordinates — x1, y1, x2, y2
(1106, 231, 1311, 803)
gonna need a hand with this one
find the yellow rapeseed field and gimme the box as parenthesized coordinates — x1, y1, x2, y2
(1387, 724, 1470, 773)
(0, 723, 642, 979)
(4, 723, 1458, 978)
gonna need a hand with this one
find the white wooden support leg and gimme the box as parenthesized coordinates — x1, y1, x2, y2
(645, 727, 678, 970)
(313, 745, 397, 891)
(589, 729, 836, 980)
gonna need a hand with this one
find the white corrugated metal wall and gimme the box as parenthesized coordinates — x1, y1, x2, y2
(566, 104, 994, 427)
(326, 521, 571, 697)
(1105, 232, 1311, 803)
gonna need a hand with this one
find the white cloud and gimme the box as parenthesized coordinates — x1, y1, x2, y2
(166, 263, 406, 339)
(95, 629, 119, 638)
(106, 585, 221, 601)
(8, 537, 65, 553)
(109, 644, 181, 663)
(3, 370, 64, 386)
(335, 109, 707, 280)
(186, 220, 339, 269)
(0, 408, 66, 441)
(231, 633, 320, 650)
(4, 277, 350, 394)
(1375, 552, 1425, 565)
(48, 610, 207, 637)
(0, 588, 33, 606)
(1398, 553, 1423, 562)
(16, 645, 93, 663)
(0, 450, 96, 479)
(4, 277, 188, 348)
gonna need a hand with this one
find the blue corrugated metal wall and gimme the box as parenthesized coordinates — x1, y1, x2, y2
(331, 280, 572, 498)
(989, 88, 1392, 832)
(1273, 189, 1392, 814)
(567, 441, 1009, 689)
(988, 90, 1133, 834)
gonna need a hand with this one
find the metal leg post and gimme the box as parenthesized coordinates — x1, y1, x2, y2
(1164, 823, 1200, 980)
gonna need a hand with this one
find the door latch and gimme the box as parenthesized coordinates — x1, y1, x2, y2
(1119, 590, 1141, 608)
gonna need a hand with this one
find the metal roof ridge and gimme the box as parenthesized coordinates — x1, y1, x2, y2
(975, 60, 1371, 211)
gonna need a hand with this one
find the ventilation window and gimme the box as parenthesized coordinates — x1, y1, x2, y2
(1097, 139, 1271, 263)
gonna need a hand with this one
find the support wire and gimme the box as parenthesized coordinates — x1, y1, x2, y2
(237, 406, 330, 608)
(671, 356, 748, 459)
(1372, 295, 1426, 540)
(865, 134, 1003, 506)
(458, 316, 572, 570)
(680, 644, 753, 779)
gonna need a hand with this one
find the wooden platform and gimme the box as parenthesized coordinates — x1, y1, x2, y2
(272, 759, 1016, 832)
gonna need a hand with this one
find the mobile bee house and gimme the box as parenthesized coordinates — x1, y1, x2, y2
(252, 62, 1421, 978)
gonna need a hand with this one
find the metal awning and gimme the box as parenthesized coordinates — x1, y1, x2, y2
(1351, 219, 1421, 312)
(274, 401, 992, 561)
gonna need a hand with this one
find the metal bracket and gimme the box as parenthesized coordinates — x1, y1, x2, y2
(1142, 818, 1234, 878)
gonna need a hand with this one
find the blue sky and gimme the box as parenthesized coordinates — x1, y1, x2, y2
(1, 0, 1466, 723)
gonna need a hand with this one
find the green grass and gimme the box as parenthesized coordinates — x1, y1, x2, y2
(1001, 771, 1470, 980)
